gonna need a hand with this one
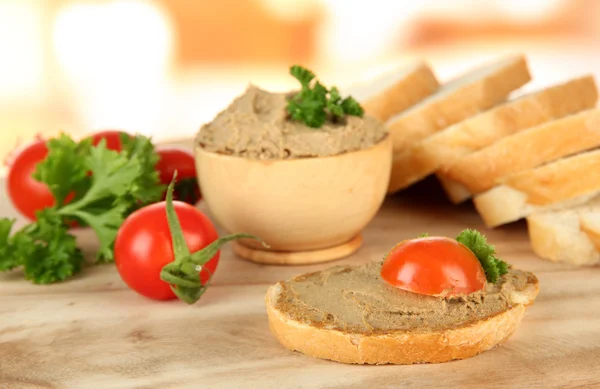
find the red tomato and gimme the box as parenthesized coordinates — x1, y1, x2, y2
(114, 200, 219, 300)
(7, 140, 55, 220)
(91, 130, 129, 151)
(381, 237, 486, 296)
(155, 148, 201, 205)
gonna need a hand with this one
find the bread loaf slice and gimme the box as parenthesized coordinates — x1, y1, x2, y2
(388, 76, 598, 192)
(387, 55, 531, 193)
(345, 62, 439, 123)
(527, 198, 600, 266)
(474, 149, 600, 227)
(443, 108, 600, 199)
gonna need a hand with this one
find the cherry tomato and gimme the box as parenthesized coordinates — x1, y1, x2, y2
(91, 130, 129, 151)
(381, 237, 486, 296)
(155, 148, 201, 205)
(7, 140, 55, 220)
(114, 200, 219, 300)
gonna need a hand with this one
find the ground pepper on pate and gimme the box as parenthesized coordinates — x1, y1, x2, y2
(196, 85, 388, 160)
(276, 261, 536, 334)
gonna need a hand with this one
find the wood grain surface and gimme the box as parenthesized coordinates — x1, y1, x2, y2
(1, 158, 599, 388)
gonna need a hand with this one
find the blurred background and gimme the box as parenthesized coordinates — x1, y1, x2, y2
(1, 0, 599, 163)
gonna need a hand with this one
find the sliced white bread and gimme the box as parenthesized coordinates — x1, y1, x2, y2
(387, 55, 531, 193)
(344, 62, 439, 123)
(388, 76, 598, 192)
(443, 108, 600, 201)
(474, 149, 600, 227)
(527, 198, 600, 266)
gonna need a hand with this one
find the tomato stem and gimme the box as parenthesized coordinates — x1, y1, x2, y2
(159, 173, 267, 304)
(189, 233, 264, 265)
(160, 265, 201, 288)
(164, 171, 191, 263)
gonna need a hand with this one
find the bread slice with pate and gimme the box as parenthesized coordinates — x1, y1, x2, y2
(267, 239, 539, 366)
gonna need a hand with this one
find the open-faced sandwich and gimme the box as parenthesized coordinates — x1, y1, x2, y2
(266, 229, 538, 365)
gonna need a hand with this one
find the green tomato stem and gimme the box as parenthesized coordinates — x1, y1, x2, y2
(159, 173, 267, 304)
(160, 265, 201, 288)
(189, 233, 265, 266)
(164, 172, 192, 263)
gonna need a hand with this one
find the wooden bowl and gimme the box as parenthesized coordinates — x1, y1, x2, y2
(195, 136, 392, 264)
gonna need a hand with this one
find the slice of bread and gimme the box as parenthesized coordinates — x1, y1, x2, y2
(474, 149, 600, 227)
(444, 108, 600, 200)
(527, 198, 600, 266)
(345, 62, 439, 123)
(388, 76, 598, 192)
(266, 264, 539, 365)
(387, 55, 531, 193)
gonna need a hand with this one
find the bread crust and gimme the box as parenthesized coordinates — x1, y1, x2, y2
(445, 108, 600, 195)
(387, 76, 598, 193)
(387, 55, 530, 193)
(266, 280, 539, 365)
(360, 63, 439, 123)
(474, 149, 600, 227)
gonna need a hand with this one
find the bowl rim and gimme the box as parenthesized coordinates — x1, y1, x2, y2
(194, 134, 391, 164)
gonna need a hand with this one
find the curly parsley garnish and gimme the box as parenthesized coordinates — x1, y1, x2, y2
(286, 65, 364, 128)
(456, 229, 509, 283)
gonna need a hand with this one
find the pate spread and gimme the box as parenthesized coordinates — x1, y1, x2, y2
(196, 85, 388, 160)
(276, 261, 536, 333)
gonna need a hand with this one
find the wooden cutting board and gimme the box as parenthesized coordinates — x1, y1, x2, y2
(1, 163, 599, 389)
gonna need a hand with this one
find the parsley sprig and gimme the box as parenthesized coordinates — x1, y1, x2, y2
(287, 65, 364, 128)
(0, 133, 165, 283)
(456, 229, 509, 283)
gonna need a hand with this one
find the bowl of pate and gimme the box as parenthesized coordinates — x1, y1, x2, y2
(195, 79, 391, 264)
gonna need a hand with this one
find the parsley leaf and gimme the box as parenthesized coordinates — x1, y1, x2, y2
(119, 134, 164, 210)
(0, 213, 84, 284)
(341, 96, 364, 117)
(326, 87, 345, 119)
(287, 94, 327, 128)
(22, 210, 84, 284)
(456, 229, 510, 283)
(0, 219, 27, 271)
(290, 65, 315, 88)
(57, 139, 142, 262)
(287, 65, 364, 128)
(56, 135, 163, 263)
(70, 203, 128, 262)
(82, 139, 142, 201)
(33, 134, 92, 206)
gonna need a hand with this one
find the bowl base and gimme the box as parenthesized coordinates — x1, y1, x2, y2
(232, 234, 363, 265)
